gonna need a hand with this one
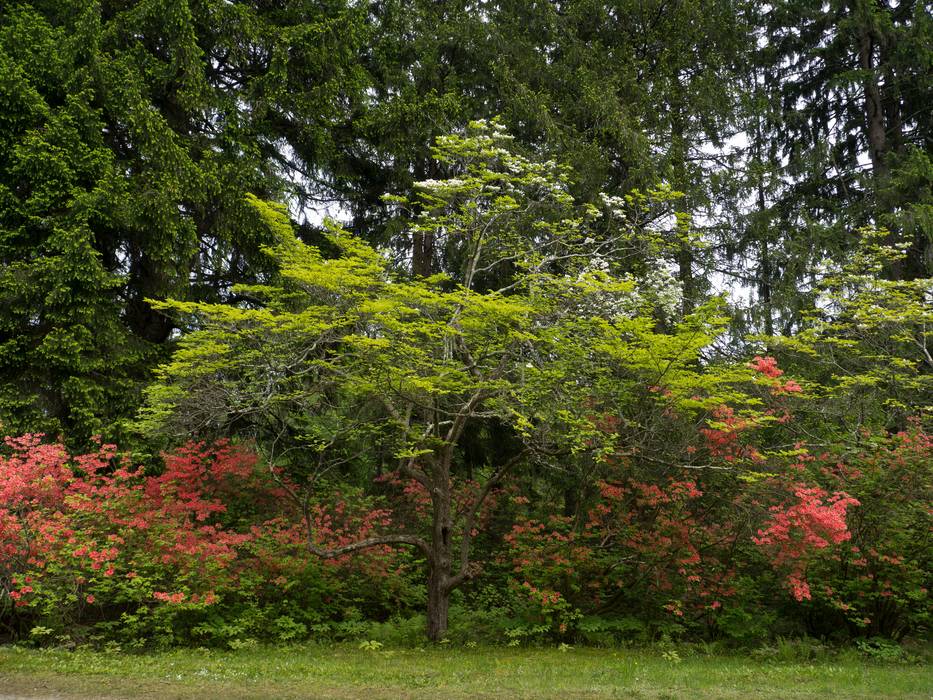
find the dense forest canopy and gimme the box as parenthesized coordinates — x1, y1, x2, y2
(0, 0, 930, 645)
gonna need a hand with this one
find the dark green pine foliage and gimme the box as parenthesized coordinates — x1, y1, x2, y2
(760, 0, 932, 284)
(308, 0, 749, 292)
(233, 0, 371, 232)
(0, 1, 366, 445)
(490, 1, 747, 197)
(0, 6, 139, 442)
(489, 1, 749, 314)
(714, 1, 931, 339)
(325, 0, 493, 274)
(486, 0, 657, 202)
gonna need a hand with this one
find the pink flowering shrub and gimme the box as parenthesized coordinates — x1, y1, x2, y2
(0, 436, 415, 646)
(499, 475, 743, 641)
(494, 356, 912, 642)
(787, 425, 932, 638)
(753, 485, 859, 601)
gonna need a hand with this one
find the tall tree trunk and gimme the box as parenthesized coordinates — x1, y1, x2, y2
(563, 486, 578, 518)
(412, 158, 437, 277)
(426, 562, 451, 641)
(426, 450, 454, 641)
(677, 244, 694, 317)
(126, 251, 175, 344)
(413, 229, 435, 277)
(855, 14, 920, 280)
(857, 21, 888, 179)
(670, 92, 694, 317)
(759, 236, 774, 338)
(754, 111, 775, 338)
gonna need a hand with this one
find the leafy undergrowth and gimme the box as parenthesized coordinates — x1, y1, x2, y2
(0, 644, 930, 700)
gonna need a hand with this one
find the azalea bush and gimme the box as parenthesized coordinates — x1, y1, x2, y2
(0, 436, 418, 647)
(774, 425, 933, 640)
(1, 420, 927, 647)
(492, 357, 931, 644)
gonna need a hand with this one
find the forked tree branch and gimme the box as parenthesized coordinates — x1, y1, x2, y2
(448, 448, 528, 590)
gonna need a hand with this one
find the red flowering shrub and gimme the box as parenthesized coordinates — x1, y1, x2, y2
(752, 484, 859, 601)
(493, 356, 906, 643)
(497, 515, 590, 637)
(776, 425, 932, 638)
(0, 436, 416, 646)
(699, 404, 766, 462)
(499, 474, 743, 641)
(0, 437, 287, 641)
(749, 356, 803, 395)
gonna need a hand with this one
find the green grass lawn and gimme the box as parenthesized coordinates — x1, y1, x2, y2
(0, 644, 929, 699)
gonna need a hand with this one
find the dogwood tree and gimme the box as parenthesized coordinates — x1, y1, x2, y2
(140, 122, 724, 640)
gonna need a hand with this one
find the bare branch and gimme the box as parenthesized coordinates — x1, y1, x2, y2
(307, 534, 432, 560)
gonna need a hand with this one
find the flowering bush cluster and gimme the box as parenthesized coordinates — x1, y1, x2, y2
(788, 425, 933, 639)
(1, 363, 927, 647)
(0, 437, 416, 646)
(498, 475, 741, 641)
(753, 485, 859, 602)
(493, 358, 930, 643)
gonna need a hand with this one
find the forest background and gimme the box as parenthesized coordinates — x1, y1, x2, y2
(0, 0, 930, 649)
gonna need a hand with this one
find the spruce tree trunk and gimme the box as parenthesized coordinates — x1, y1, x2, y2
(413, 229, 435, 277)
(857, 26, 888, 180)
(126, 251, 175, 344)
(678, 244, 695, 317)
(670, 94, 694, 317)
(412, 158, 438, 277)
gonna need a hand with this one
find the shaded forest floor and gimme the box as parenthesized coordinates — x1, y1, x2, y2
(1, 644, 931, 699)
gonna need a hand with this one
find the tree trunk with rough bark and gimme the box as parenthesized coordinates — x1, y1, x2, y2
(426, 562, 451, 641)
(858, 24, 888, 180)
(426, 448, 454, 641)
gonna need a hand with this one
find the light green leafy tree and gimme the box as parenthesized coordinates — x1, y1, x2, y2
(766, 229, 932, 437)
(140, 123, 731, 640)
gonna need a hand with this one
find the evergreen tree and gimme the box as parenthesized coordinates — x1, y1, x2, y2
(0, 0, 365, 444)
(758, 0, 932, 285)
